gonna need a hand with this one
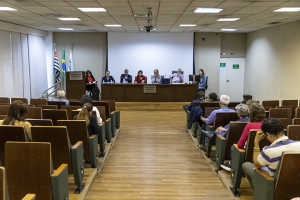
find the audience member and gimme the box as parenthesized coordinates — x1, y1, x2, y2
(246, 99, 258, 110)
(170, 68, 184, 83)
(102, 71, 115, 83)
(221, 103, 265, 171)
(198, 69, 207, 93)
(120, 69, 132, 83)
(0, 100, 32, 141)
(134, 70, 147, 84)
(151, 69, 161, 84)
(183, 91, 205, 113)
(198, 95, 235, 150)
(78, 95, 102, 124)
(205, 92, 218, 102)
(74, 103, 100, 137)
(54, 90, 69, 106)
(242, 118, 300, 189)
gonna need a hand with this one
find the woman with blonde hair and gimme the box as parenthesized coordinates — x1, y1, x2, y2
(0, 100, 32, 141)
(73, 103, 100, 137)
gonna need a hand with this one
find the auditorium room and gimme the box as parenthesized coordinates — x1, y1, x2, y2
(1, 0, 300, 199)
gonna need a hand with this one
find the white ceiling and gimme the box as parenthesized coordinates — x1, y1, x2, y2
(0, 0, 299, 33)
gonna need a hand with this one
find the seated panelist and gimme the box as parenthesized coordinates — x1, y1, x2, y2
(170, 68, 184, 83)
(86, 70, 98, 91)
(151, 69, 161, 84)
(120, 69, 132, 83)
(134, 70, 147, 84)
(102, 71, 115, 83)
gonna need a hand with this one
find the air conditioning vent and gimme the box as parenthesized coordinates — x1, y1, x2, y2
(269, 22, 282, 25)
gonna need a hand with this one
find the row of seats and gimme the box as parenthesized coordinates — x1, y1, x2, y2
(0, 97, 121, 199)
(186, 100, 300, 200)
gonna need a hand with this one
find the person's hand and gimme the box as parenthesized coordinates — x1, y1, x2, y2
(216, 126, 223, 133)
(142, 80, 145, 83)
(255, 131, 265, 144)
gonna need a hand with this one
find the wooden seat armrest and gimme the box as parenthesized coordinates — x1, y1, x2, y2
(89, 134, 97, 139)
(233, 144, 245, 152)
(106, 118, 111, 122)
(255, 168, 274, 181)
(99, 122, 105, 126)
(52, 164, 68, 176)
(71, 141, 83, 150)
(22, 194, 36, 200)
(111, 111, 115, 114)
(217, 134, 226, 140)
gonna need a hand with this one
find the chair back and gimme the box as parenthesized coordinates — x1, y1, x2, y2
(71, 110, 96, 120)
(42, 109, 68, 126)
(296, 108, 300, 118)
(48, 101, 66, 109)
(270, 108, 292, 127)
(0, 166, 5, 200)
(245, 130, 271, 162)
(95, 106, 106, 120)
(61, 105, 80, 120)
(69, 101, 81, 106)
(0, 126, 27, 165)
(214, 112, 239, 129)
(287, 125, 300, 141)
(0, 105, 9, 115)
(193, 102, 219, 116)
(273, 153, 300, 200)
(57, 120, 90, 160)
(93, 101, 110, 120)
(0, 115, 6, 120)
(262, 100, 279, 109)
(26, 119, 53, 126)
(282, 100, 298, 109)
(11, 98, 28, 104)
(67, 99, 78, 102)
(292, 118, 300, 125)
(205, 107, 219, 117)
(106, 100, 116, 112)
(225, 122, 248, 160)
(31, 126, 72, 173)
(276, 106, 295, 119)
(5, 142, 52, 200)
(27, 107, 42, 119)
(38, 105, 57, 110)
(30, 99, 47, 107)
(0, 97, 9, 104)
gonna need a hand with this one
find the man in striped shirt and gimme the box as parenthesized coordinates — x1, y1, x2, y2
(242, 117, 300, 189)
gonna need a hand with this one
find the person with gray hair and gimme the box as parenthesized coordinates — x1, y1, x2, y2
(199, 95, 235, 150)
(54, 90, 69, 106)
(120, 69, 132, 83)
(170, 68, 184, 83)
(151, 69, 161, 84)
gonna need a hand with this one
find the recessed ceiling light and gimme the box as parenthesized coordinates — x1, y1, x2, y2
(153, 29, 156, 30)
(105, 24, 122, 27)
(141, 29, 143, 30)
(58, 28, 74, 30)
(217, 18, 240, 21)
(221, 29, 237, 31)
(78, 8, 106, 12)
(58, 18, 80, 21)
(274, 7, 300, 12)
(0, 7, 17, 11)
(194, 8, 223, 13)
(179, 24, 197, 27)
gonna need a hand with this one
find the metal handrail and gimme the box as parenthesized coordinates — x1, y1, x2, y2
(40, 81, 62, 99)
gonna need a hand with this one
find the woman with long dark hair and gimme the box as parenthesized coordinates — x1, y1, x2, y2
(198, 69, 207, 93)
(134, 70, 147, 84)
(0, 100, 32, 141)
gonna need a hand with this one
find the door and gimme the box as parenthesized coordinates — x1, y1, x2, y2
(219, 58, 245, 102)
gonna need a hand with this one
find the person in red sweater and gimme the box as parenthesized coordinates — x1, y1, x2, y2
(134, 70, 147, 84)
(221, 103, 265, 171)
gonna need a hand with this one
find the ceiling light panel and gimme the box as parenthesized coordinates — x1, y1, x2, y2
(78, 8, 106, 12)
(0, 7, 17, 11)
(194, 8, 223, 13)
(217, 18, 240, 21)
(105, 24, 122, 27)
(58, 18, 80, 21)
(221, 29, 237, 31)
(58, 28, 74, 30)
(274, 7, 300, 12)
(179, 24, 197, 27)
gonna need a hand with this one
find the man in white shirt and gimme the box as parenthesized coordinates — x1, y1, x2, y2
(242, 117, 300, 189)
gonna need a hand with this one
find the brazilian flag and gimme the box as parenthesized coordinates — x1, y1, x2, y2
(62, 47, 66, 78)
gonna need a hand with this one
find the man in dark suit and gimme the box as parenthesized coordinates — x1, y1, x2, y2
(120, 69, 132, 83)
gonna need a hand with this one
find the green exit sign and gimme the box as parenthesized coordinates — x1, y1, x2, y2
(233, 64, 239, 69)
(220, 63, 226, 67)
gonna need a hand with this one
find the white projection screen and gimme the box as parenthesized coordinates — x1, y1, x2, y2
(107, 32, 193, 83)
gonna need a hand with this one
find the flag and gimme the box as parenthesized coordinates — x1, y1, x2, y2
(68, 48, 74, 71)
(62, 47, 66, 78)
(53, 49, 61, 83)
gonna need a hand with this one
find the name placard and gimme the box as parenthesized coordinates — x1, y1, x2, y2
(70, 72, 82, 80)
(144, 85, 156, 93)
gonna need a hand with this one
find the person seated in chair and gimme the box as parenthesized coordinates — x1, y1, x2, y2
(86, 70, 98, 93)
(198, 69, 207, 93)
(170, 68, 184, 83)
(242, 117, 300, 189)
(120, 69, 132, 84)
(102, 71, 115, 83)
(151, 69, 161, 84)
(53, 90, 69, 106)
(0, 100, 32, 141)
(134, 70, 147, 84)
(183, 91, 205, 113)
(77, 95, 102, 125)
(205, 92, 219, 102)
(221, 104, 265, 171)
(198, 95, 235, 150)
